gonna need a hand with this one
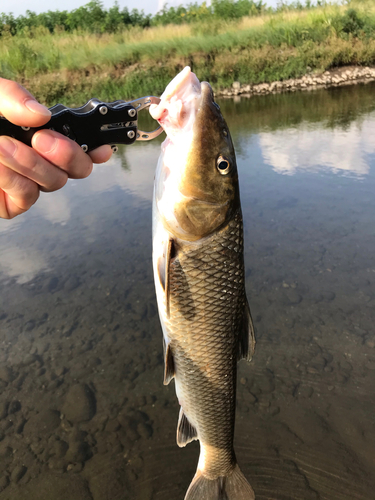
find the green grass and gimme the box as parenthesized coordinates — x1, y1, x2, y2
(1, 0, 375, 105)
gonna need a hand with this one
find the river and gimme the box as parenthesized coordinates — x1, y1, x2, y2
(0, 82, 374, 499)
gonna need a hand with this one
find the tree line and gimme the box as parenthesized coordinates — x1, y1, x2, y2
(0, 0, 324, 36)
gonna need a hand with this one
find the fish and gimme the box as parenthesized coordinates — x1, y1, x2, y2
(150, 66, 256, 500)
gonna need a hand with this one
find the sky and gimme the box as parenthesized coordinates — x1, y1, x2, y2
(1, 0, 282, 18)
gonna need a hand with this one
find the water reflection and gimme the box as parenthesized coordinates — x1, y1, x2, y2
(83, 144, 158, 200)
(31, 142, 159, 229)
(0, 246, 50, 284)
(33, 191, 72, 226)
(0, 82, 375, 500)
(0, 142, 160, 283)
(259, 117, 375, 177)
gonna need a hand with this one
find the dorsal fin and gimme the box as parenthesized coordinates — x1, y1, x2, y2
(163, 338, 175, 385)
(177, 408, 198, 447)
(238, 299, 256, 362)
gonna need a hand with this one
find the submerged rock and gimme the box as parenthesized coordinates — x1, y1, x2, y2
(23, 410, 61, 437)
(0, 475, 9, 492)
(0, 402, 8, 420)
(10, 465, 27, 483)
(62, 384, 96, 423)
(0, 367, 14, 383)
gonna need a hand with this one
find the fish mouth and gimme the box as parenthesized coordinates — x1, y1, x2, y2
(149, 67, 201, 136)
(149, 67, 217, 137)
(162, 66, 197, 101)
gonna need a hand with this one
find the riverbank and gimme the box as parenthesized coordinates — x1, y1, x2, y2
(23, 62, 375, 108)
(217, 65, 375, 98)
(3, 1, 375, 106)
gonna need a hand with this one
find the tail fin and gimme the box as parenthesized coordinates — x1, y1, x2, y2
(185, 464, 255, 500)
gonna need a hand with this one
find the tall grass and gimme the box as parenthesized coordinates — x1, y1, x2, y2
(1, 0, 374, 105)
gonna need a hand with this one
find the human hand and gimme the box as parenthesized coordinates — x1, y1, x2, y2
(0, 78, 113, 219)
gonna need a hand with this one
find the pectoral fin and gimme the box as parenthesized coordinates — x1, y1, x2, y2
(157, 238, 174, 318)
(163, 338, 175, 385)
(238, 299, 256, 362)
(177, 408, 198, 447)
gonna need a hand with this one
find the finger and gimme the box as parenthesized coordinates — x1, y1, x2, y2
(0, 162, 39, 219)
(0, 136, 68, 192)
(0, 78, 51, 128)
(88, 145, 113, 164)
(32, 130, 93, 179)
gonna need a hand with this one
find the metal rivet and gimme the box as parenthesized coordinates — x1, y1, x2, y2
(127, 130, 135, 139)
(99, 106, 108, 115)
(111, 145, 118, 153)
(128, 109, 136, 118)
(21, 126, 30, 131)
(62, 124, 70, 135)
(81, 144, 88, 152)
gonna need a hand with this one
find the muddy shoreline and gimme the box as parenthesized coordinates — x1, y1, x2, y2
(216, 65, 375, 98)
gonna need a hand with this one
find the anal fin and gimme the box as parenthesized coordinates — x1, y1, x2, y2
(238, 299, 256, 362)
(177, 408, 198, 447)
(163, 338, 175, 385)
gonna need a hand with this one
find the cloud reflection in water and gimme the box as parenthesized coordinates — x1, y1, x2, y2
(259, 118, 375, 177)
(33, 190, 72, 226)
(85, 143, 159, 201)
(0, 246, 50, 284)
(0, 142, 160, 283)
(33, 142, 159, 228)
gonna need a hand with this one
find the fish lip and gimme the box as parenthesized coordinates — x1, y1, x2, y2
(164, 66, 195, 100)
(150, 67, 202, 131)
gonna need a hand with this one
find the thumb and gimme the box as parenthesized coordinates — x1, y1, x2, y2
(0, 77, 51, 128)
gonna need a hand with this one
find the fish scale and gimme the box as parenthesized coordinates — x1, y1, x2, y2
(164, 211, 246, 479)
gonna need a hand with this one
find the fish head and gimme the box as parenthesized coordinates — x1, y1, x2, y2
(178, 81, 239, 239)
(152, 67, 240, 242)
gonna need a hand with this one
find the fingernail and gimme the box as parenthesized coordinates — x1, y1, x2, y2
(0, 137, 17, 157)
(24, 99, 51, 117)
(34, 132, 57, 154)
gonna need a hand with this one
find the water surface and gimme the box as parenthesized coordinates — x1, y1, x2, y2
(0, 82, 374, 500)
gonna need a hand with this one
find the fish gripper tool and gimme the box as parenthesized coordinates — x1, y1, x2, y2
(0, 96, 163, 153)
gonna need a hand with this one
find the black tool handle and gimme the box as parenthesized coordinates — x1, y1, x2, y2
(0, 98, 138, 152)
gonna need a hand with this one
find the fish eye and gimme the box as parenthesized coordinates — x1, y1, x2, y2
(216, 156, 231, 175)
